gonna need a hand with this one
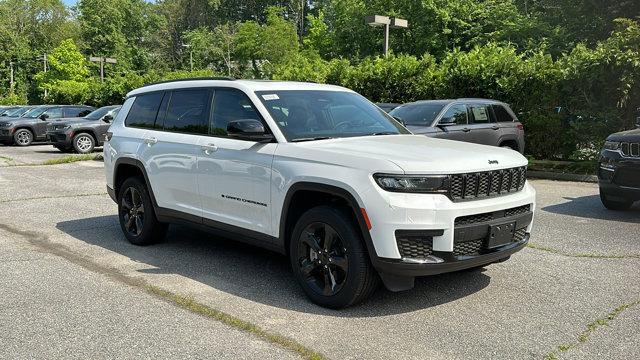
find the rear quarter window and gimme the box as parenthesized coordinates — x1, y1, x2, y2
(492, 104, 515, 122)
(125, 92, 164, 129)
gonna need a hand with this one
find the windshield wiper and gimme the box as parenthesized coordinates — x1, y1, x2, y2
(290, 136, 334, 142)
(369, 132, 398, 136)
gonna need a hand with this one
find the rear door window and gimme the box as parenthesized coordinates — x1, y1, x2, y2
(469, 105, 491, 124)
(162, 89, 211, 135)
(125, 92, 164, 129)
(492, 104, 515, 122)
(439, 104, 468, 125)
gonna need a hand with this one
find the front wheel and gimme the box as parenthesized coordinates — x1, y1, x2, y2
(290, 205, 379, 309)
(599, 190, 633, 211)
(118, 177, 168, 245)
(73, 133, 95, 154)
(13, 129, 33, 146)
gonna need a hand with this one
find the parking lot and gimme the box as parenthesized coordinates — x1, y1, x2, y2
(1, 144, 638, 359)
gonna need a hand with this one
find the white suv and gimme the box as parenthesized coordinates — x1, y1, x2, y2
(104, 79, 536, 308)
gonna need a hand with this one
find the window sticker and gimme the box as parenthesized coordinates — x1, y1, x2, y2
(261, 94, 279, 100)
(471, 107, 488, 121)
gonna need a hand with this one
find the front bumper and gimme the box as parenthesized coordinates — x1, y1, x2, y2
(0, 128, 13, 141)
(598, 150, 640, 201)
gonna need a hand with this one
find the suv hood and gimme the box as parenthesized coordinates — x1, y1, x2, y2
(295, 135, 528, 174)
(52, 117, 88, 126)
(607, 128, 640, 142)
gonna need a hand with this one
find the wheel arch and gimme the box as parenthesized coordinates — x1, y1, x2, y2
(498, 136, 519, 151)
(279, 182, 377, 261)
(113, 157, 158, 207)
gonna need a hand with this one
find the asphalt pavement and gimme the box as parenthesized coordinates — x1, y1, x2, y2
(1, 144, 638, 360)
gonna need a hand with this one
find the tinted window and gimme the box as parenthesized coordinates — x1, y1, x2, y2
(439, 104, 468, 125)
(125, 92, 164, 129)
(163, 89, 211, 134)
(211, 89, 262, 137)
(389, 103, 445, 126)
(84, 106, 116, 120)
(64, 107, 86, 117)
(469, 105, 491, 124)
(44, 107, 63, 119)
(492, 104, 514, 122)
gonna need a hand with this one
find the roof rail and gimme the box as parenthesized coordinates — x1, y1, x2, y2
(144, 77, 235, 87)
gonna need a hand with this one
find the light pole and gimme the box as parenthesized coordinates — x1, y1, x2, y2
(365, 15, 409, 57)
(89, 56, 117, 82)
(182, 44, 193, 71)
(37, 53, 48, 97)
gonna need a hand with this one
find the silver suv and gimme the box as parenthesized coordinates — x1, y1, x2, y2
(389, 99, 525, 153)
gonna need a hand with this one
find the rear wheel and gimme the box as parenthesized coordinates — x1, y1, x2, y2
(118, 177, 168, 245)
(73, 133, 95, 154)
(599, 190, 633, 211)
(290, 205, 379, 309)
(13, 129, 33, 146)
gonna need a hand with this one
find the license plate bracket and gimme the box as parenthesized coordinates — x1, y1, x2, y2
(487, 222, 516, 248)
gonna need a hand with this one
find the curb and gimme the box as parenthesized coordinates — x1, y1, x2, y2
(527, 170, 598, 183)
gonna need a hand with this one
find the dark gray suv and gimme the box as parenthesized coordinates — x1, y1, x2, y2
(0, 105, 94, 146)
(389, 99, 525, 153)
(47, 105, 121, 154)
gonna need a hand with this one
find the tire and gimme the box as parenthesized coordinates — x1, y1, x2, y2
(13, 129, 33, 146)
(117, 176, 168, 245)
(599, 190, 633, 211)
(73, 133, 95, 154)
(289, 205, 379, 309)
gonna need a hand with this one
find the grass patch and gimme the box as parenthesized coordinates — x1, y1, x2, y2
(146, 285, 326, 360)
(528, 159, 597, 175)
(526, 243, 640, 259)
(41, 153, 101, 165)
(544, 299, 640, 360)
(0, 155, 13, 162)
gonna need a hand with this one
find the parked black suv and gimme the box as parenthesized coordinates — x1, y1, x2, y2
(0, 105, 94, 146)
(47, 105, 121, 154)
(598, 118, 640, 210)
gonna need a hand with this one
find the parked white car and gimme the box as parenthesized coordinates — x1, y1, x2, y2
(104, 79, 536, 308)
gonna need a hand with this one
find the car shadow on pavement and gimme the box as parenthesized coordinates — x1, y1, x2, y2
(542, 195, 640, 223)
(56, 215, 492, 316)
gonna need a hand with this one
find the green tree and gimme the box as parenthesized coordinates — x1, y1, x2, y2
(35, 39, 90, 104)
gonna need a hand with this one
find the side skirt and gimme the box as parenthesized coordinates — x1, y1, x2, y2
(155, 207, 285, 255)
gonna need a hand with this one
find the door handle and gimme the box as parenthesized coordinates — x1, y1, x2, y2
(143, 137, 157, 145)
(462, 127, 471, 132)
(201, 143, 218, 155)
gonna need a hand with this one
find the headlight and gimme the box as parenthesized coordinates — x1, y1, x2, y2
(0, 122, 13, 127)
(373, 174, 450, 193)
(603, 141, 620, 151)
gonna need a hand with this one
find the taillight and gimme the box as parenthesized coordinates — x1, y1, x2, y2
(105, 132, 113, 141)
(517, 124, 524, 131)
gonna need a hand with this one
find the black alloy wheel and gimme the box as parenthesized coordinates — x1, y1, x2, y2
(290, 205, 379, 309)
(121, 186, 145, 237)
(117, 176, 168, 245)
(298, 222, 349, 297)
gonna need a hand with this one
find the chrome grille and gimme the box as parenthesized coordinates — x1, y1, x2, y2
(449, 166, 527, 201)
(620, 142, 640, 158)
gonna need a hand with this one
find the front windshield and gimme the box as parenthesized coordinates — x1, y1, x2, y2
(390, 103, 446, 126)
(84, 106, 115, 120)
(23, 107, 47, 118)
(3, 107, 31, 117)
(256, 90, 409, 141)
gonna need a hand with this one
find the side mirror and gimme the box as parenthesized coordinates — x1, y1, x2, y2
(392, 116, 405, 126)
(103, 114, 113, 123)
(39, 114, 49, 121)
(227, 119, 273, 142)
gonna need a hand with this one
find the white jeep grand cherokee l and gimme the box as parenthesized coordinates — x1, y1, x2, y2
(104, 78, 535, 308)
